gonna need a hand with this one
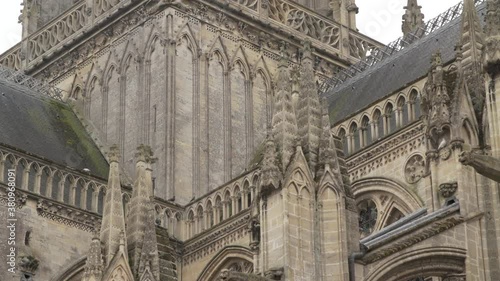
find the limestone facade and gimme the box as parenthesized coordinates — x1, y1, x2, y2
(0, 0, 500, 280)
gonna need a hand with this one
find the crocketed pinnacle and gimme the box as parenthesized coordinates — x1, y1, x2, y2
(260, 130, 282, 191)
(402, 0, 425, 36)
(460, 0, 483, 69)
(272, 47, 298, 172)
(297, 41, 322, 175)
(127, 144, 156, 276)
(82, 232, 103, 281)
(100, 145, 126, 266)
(138, 203, 160, 281)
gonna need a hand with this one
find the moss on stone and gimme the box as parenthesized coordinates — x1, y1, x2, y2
(47, 99, 109, 177)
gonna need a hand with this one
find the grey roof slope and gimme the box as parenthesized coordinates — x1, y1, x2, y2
(0, 78, 109, 179)
(324, 3, 487, 125)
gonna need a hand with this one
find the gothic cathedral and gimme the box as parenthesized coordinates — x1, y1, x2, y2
(0, 0, 500, 280)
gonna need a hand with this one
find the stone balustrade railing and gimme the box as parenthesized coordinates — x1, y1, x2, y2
(153, 168, 260, 241)
(0, 145, 107, 215)
(0, 0, 382, 72)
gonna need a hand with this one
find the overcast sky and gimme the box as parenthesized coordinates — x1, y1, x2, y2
(0, 0, 463, 54)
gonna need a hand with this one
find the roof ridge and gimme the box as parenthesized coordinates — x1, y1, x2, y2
(319, 0, 485, 95)
(0, 64, 63, 101)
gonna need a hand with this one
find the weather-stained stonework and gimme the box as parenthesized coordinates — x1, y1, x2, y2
(1, 0, 500, 280)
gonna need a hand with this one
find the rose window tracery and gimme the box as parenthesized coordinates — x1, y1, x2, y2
(404, 154, 426, 184)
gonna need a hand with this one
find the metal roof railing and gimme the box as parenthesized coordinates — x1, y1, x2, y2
(319, 0, 485, 95)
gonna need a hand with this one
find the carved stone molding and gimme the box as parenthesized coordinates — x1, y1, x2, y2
(439, 182, 458, 198)
(36, 199, 101, 232)
(404, 154, 426, 184)
(183, 212, 251, 265)
(347, 123, 425, 182)
(0, 186, 27, 210)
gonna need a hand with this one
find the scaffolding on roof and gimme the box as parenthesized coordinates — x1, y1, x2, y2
(319, 0, 484, 95)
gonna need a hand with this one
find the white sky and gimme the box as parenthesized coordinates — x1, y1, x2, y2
(0, 0, 463, 54)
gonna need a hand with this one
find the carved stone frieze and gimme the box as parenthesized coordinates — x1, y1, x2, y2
(404, 154, 426, 184)
(36, 199, 101, 232)
(0, 186, 27, 210)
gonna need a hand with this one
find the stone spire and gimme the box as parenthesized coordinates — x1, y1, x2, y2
(272, 44, 298, 172)
(137, 204, 160, 281)
(484, 0, 500, 76)
(82, 232, 104, 281)
(297, 41, 322, 175)
(100, 145, 127, 266)
(402, 0, 425, 36)
(127, 144, 156, 276)
(460, 0, 484, 69)
(260, 129, 282, 192)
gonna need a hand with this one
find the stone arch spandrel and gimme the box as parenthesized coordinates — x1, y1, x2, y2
(196, 246, 254, 281)
(365, 247, 466, 281)
(51, 256, 86, 281)
(352, 177, 423, 213)
(352, 177, 423, 235)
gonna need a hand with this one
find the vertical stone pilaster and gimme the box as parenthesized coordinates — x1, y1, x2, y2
(165, 13, 175, 199)
(224, 69, 232, 182)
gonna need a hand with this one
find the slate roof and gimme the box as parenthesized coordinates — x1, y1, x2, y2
(0, 77, 109, 179)
(324, 2, 487, 125)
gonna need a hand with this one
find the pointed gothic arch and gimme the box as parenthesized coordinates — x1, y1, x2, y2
(196, 246, 254, 281)
(364, 247, 466, 281)
(352, 177, 423, 235)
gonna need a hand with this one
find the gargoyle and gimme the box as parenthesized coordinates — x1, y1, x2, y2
(459, 151, 500, 182)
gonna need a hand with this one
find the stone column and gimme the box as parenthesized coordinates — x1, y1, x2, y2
(371, 121, 378, 141)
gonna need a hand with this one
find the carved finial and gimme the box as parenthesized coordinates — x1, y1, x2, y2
(107, 144, 121, 163)
(402, 0, 425, 36)
(135, 144, 156, 164)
